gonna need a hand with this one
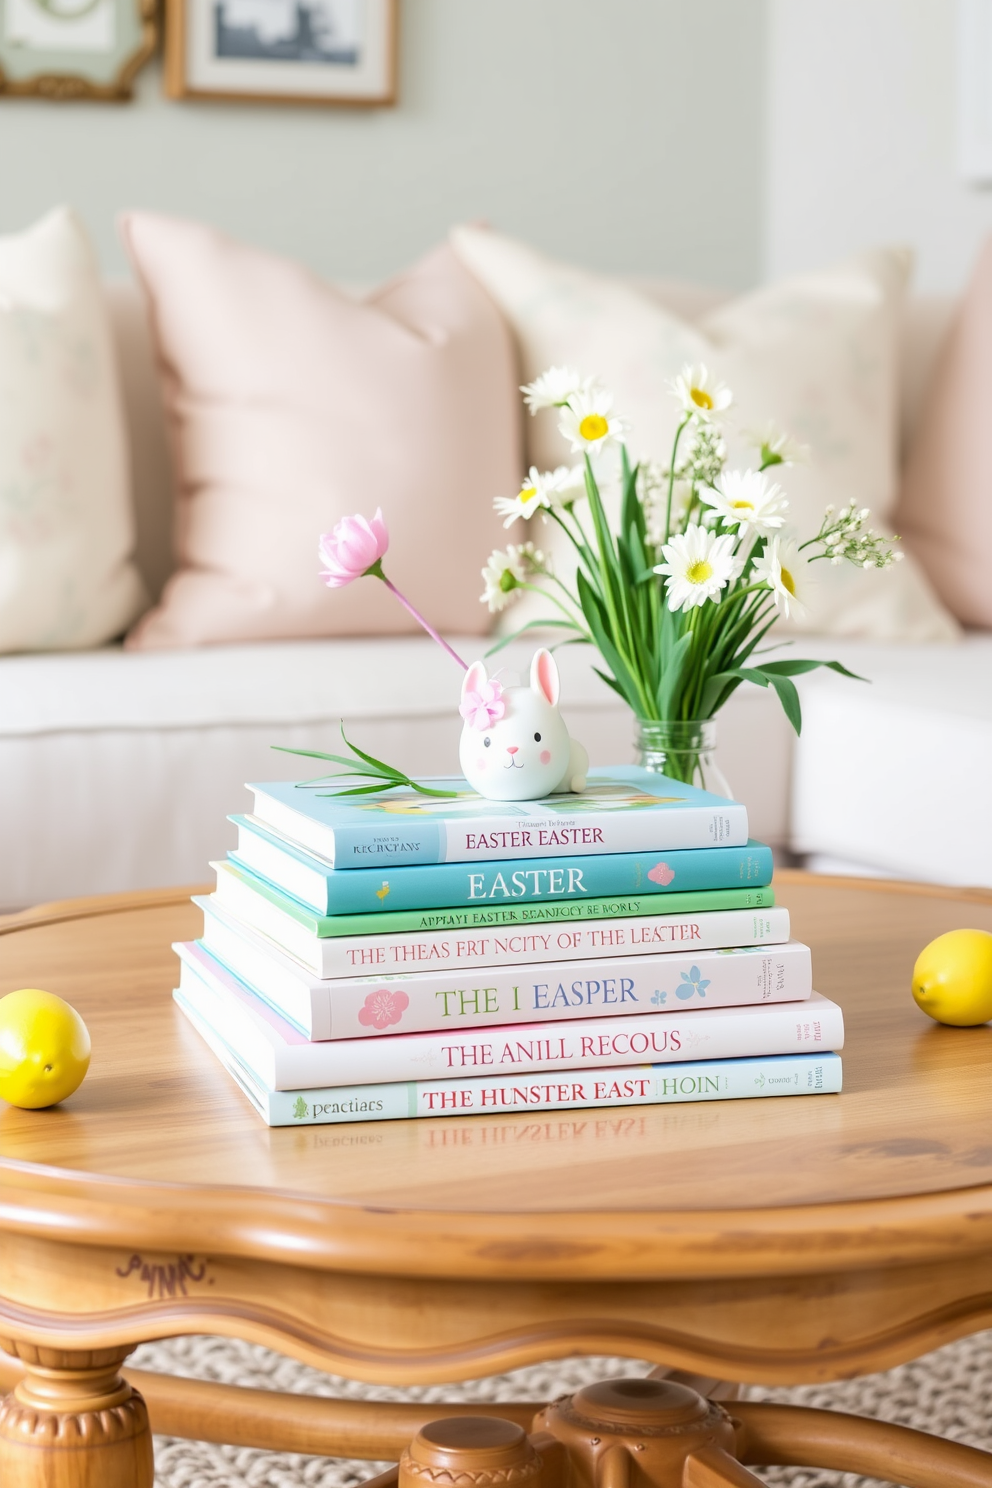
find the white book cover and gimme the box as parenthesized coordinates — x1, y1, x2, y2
(176, 988, 843, 1127)
(174, 940, 840, 1091)
(192, 899, 812, 1041)
(204, 879, 790, 981)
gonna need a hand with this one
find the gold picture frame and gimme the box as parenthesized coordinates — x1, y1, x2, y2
(164, 0, 396, 106)
(0, 0, 156, 99)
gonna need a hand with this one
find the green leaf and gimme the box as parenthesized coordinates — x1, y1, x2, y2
(338, 722, 403, 774)
(576, 569, 644, 712)
(765, 672, 802, 733)
(271, 746, 398, 780)
(592, 666, 629, 701)
(655, 629, 693, 719)
(484, 618, 584, 658)
(757, 657, 867, 682)
(697, 666, 768, 719)
(315, 783, 402, 797)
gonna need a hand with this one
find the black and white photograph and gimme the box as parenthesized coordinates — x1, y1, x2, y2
(165, 0, 394, 103)
(214, 0, 359, 66)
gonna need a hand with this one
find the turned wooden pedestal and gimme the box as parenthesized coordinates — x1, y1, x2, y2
(2, 874, 992, 1486)
(0, 1344, 152, 1488)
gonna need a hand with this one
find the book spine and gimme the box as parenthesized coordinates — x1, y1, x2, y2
(205, 893, 790, 980)
(189, 953, 838, 1088)
(259, 1053, 843, 1125)
(249, 790, 748, 868)
(320, 906, 789, 978)
(213, 858, 776, 938)
(190, 924, 813, 1047)
(232, 820, 775, 917)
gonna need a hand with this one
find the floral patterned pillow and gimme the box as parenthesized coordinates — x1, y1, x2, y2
(0, 209, 146, 653)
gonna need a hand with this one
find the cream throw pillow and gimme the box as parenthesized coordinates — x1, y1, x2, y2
(451, 226, 958, 643)
(0, 209, 147, 652)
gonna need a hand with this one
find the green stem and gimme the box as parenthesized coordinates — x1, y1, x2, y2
(663, 416, 690, 544)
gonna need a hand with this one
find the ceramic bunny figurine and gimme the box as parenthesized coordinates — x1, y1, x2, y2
(458, 649, 589, 801)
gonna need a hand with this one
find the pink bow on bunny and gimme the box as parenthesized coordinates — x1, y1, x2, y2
(459, 677, 505, 731)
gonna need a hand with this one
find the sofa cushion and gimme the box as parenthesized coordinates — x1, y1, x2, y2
(0, 209, 147, 653)
(451, 225, 958, 645)
(895, 237, 992, 628)
(121, 214, 519, 649)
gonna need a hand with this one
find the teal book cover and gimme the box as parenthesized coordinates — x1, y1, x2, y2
(247, 765, 748, 869)
(230, 814, 774, 917)
(214, 855, 776, 939)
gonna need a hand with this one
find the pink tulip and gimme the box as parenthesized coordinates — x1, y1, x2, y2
(318, 509, 390, 588)
(316, 507, 467, 671)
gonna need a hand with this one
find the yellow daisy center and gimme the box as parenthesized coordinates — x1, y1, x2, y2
(731, 500, 754, 511)
(686, 560, 713, 585)
(780, 566, 796, 596)
(690, 387, 714, 410)
(579, 413, 609, 441)
(520, 486, 538, 502)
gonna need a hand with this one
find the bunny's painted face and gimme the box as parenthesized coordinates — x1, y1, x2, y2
(459, 650, 571, 801)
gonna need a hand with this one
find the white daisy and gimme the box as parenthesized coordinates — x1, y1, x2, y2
(654, 523, 743, 611)
(520, 367, 590, 415)
(558, 388, 626, 455)
(553, 464, 587, 503)
(670, 364, 732, 421)
(702, 469, 789, 533)
(751, 534, 809, 618)
(480, 543, 544, 613)
(493, 466, 580, 527)
(744, 421, 810, 468)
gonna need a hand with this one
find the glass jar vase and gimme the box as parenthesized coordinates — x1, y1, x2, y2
(635, 719, 732, 798)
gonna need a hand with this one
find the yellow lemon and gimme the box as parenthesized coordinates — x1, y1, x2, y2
(912, 929, 992, 1026)
(0, 988, 91, 1108)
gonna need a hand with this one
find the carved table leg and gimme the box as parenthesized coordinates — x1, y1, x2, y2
(0, 1340, 153, 1488)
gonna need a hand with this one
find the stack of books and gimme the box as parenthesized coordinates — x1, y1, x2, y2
(174, 765, 843, 1125)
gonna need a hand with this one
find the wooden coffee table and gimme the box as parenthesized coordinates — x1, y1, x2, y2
(2, 873, 992, 1487)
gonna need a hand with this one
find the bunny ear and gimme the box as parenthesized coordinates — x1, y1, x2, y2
(461, 659, 488, 701)
(530, 648, 560, 706)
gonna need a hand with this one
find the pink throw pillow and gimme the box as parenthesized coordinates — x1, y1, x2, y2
(895, 239, 992, 628)
(122, 214, 519, 649)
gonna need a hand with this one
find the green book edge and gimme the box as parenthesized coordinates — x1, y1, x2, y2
(213, 859, 776, 939)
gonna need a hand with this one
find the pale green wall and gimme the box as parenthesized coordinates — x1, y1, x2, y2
(0, 0, 766, 286)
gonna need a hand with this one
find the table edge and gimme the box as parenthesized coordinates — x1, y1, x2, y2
(4, 876, 992, 1282)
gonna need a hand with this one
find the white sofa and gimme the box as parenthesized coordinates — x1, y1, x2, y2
(1, 281, 988, 911)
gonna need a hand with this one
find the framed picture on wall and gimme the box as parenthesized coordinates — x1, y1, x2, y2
(0, 0, 156, 98)
(164, 0, 396, 105)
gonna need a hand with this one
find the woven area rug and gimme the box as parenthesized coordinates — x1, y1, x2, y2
(134, 1331, 992, 1488)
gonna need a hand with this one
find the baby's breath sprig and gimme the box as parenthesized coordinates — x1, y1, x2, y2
(805, 501, 904, 570)
(680, 423, 727, 487)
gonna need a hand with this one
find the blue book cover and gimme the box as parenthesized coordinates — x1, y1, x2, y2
(246, 765, 748, 869)
(230, 814, 774, 917)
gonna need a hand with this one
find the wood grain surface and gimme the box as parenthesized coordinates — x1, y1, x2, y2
(2, 874, 992, 1387)
(3, 872, 992, 1212)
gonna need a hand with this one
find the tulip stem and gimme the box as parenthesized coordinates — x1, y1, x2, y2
(378, 574, 468, 671)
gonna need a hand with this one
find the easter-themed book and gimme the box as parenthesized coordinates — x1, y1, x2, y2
(247, 766, 748, 869)
(174, 940, 838, 1090)
(230, 816, 774, 918)
(212, 857, 777, 959)
(200, 880, 790, 985)
(184, 912, 812, 1041)
(175, 973, 843, 1127)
